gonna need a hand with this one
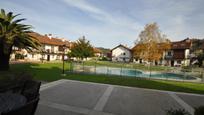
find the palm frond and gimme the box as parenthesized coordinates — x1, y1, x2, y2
(0, 9, 41, 54)
(12, 18, 26, 24)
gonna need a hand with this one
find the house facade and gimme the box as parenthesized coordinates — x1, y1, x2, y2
(164, 38, 191, 66)
(111, 44, 132, 62)
(131, 38, 192, 66)
(11, 32, 71, 61)
(93, 48, 102, 57)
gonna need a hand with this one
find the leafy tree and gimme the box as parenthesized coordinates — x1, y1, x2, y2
(197, 53, 204, 67)
(0, 9, 40, 71)
(191, 39, 204, 67)
(191, 39, 204, 51)
(133, 23, 171, 62)
(69, 36, 94, 60)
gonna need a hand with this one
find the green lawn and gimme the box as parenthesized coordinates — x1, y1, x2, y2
(1, 62, 204, 94)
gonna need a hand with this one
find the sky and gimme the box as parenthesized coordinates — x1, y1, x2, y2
(1, 0, 204, 48)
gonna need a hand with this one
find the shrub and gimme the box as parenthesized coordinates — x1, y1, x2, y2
(99, 57, 109, 61)
(166, 108, 190, 115)
(194, 106, 204, 115)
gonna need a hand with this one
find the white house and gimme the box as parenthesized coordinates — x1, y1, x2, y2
(11, 32, 71, 61)
(93, 48, 102, 57)
(111, 44, 132, 62)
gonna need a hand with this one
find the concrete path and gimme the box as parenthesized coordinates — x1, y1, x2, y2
(35, 79, 204, 115)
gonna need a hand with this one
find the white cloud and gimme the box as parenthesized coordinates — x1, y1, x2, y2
(62, 0, 142, 31)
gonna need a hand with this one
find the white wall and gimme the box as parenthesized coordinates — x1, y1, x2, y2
(10, 43, 70, 61)
(54, 46, 58, 53)
(45, 45, 51, 52)
(26, 53, 41, 61)
(112, 46, 132, 62)
(185, 49, 190, 59)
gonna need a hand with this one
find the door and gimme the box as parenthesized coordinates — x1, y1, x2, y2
(47, 55, 50, 61)
(171, 60, 174, 67)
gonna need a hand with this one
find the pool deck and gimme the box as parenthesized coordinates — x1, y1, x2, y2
(36, 79, 204, 115)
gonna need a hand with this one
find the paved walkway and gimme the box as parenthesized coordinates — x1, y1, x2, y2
(36, 79, 204, 115)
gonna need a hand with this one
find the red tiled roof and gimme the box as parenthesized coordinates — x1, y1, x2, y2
(93, 48, 101, 53)
(29, 32, 71, 47)
(171, 38, 192, 49)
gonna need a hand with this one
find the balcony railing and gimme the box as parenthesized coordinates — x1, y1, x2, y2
(164, 55, 173, 59)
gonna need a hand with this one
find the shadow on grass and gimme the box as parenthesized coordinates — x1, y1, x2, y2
(0, 62, 204, 94)
(0, 62, 65, 83)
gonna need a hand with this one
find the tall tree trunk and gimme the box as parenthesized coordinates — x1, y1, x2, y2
(0, 41, 11, 71)
(0, 52, 10, 71)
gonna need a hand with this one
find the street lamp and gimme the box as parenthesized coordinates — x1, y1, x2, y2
(62, 44, 66, 76)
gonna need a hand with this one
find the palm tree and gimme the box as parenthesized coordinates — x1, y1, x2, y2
(0, 9, 40, 71)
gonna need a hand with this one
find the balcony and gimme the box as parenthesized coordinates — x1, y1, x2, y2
(164, 55, 173, 60)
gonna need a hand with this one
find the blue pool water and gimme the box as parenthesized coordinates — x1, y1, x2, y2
(73, 65, 196, 80)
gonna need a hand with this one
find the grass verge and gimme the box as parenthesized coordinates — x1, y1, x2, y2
(0, 62, 204, 94)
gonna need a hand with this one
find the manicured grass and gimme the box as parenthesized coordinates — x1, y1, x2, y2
(83, 61, 172, 71)
(65, 74, 204, 94)
(1, 62, 204, 94)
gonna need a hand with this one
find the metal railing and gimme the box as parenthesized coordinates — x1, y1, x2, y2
(67, 61, 204, 83)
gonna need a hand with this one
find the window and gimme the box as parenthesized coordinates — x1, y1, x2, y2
(51, 46, 54, 53)
(123, 58, 126, 61)
(47, 49, 50, 53)
(42, 45, 45, 51)
(58, 46, 64, 51)
(123, 53, 126, 55)
(167, 51, 172, 56)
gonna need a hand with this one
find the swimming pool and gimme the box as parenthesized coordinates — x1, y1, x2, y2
(72, 65, 197, 81)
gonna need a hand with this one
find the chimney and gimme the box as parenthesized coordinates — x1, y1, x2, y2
(48, 34, 52, 39)
(62, 38, 65, 42)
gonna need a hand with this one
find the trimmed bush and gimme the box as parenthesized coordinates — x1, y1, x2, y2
(166, 108, 190, 115)
(195, 106, 204, 115)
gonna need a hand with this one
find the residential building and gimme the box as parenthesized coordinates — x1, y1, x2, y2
(165, 38, 192, 66)
(11, 32, 71, 61)
(93, 48, 102, 57)
(131, 38, 192, 66)
(111, 44, 132, 62)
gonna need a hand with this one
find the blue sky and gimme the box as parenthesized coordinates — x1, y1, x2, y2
(1, 0, 204, 48)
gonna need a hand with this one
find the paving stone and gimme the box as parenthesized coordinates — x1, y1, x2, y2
(40, 81, 108, 109)
(103, 86, 183, 115)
